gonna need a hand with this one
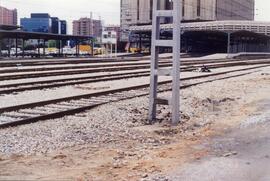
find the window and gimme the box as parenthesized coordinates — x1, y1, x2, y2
(137, 0, 140, 21)
(197, 0, 201, 17)
(182, 0, 185, 17)
(150, 0, 153, 20)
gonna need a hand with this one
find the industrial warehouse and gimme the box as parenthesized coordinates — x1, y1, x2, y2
(0, 0, 270, 180)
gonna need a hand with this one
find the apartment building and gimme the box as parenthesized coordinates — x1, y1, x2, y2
(0, 6, 17, 26)
(73, 18, 102, 38)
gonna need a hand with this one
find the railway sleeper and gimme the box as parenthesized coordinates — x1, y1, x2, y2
(29, 107, 62, 113)
(0, 115, 17, 123)
(1, 113, 31, 120)
(46, 104, 79, 110)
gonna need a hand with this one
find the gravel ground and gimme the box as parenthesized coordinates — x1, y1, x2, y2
(0, 97, 151, 155)
(1, 66, 269, 156)
(0, 66, 269, 180)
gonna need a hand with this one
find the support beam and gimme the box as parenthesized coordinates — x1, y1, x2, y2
(91, 40, 94, 57)
(0, 38, 2, 58)
(22, 39, 25, 58)
(149, 0, 161, 123)
(8, 38, 11, 58)
(227, 32, 231, 58)
(139, 33, 142, 54)
(61, 41, 63, 56)
(38, 39, 40, 57)
(115, 41, 118, 58)
(15, 37, 18, 58)
(149, 0, 181, 125)
(76, 40, 79, 57)
(43, 39, 46, 57)
(58, 40, 61, 57)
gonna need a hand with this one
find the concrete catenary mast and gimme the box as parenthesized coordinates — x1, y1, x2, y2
(149, 0, 181, 125)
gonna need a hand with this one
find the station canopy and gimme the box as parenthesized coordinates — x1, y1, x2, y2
(0, 28, 93, 41)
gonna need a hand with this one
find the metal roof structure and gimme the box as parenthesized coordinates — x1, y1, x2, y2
(0, 25, 21, 31)
(130, 20, 270, 36)
(0, 30, 93, 41)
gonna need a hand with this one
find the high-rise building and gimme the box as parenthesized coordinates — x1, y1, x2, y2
(120, 0, 255, 41)
(21, 13, 67, 34)
(72, 18, 102, 38)
(0, 6, 17, 26)
(60, 20, 67, 35)
(21, 13, 52, 33)
(51, 17, 60, 34)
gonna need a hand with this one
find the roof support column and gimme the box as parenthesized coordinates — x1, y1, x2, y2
(61, 41, 63, 56)
(8, 38, 11, 58)
(139, 33, 142, 54)
(244, 38, 247, 52)
(240, 38, 244, 53)
(91, 39, 94, 57)
(0, 38, 2, 58)
(38, 39, 40, 58)
(15, 36, 18, 58)
(77, 41, 80, 57)
(75, 40, 78, 57)
(268, 40, 270, 52)
(227, 32, 231, 58)
(58, 40, 61, 57)
(22, 39, 25, 58)
(74, 40, 76, 57)
(237, 40, 240, 53)
(43, 39, 46, 57)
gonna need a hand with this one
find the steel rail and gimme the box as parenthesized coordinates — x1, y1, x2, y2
(0, 64, 268, 129)
(0, 61, 270, 95)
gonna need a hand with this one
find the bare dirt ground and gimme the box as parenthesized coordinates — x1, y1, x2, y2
(0, 66, 270, 180)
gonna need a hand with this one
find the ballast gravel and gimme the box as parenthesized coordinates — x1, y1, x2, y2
(0, 66, 268, 156)
(0, 97, 150, 155)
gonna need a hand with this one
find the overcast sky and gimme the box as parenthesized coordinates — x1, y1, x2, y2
(0, 0, 270, 34)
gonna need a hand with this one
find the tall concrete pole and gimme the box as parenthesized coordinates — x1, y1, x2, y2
(149, 0, 182, 125)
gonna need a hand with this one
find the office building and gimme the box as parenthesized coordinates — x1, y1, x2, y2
(60, 20, 67, 35)
(0, 6, 17, 26)
(51, 17, 60, 34)
(21, 13, 67, 34)
(21, 13, 52, 33)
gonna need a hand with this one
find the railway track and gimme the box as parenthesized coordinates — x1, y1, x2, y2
(0, 57, 268, 74)
(0, 60, 168, 74)
(0, 64, 268, 129)
(0, 60, 270, 95)
(0, 57, 140, 68)
(0, 70, 151, 94)
(1, 58, 270, 82)
(0, 54, 208, 68)
(0, 62, 172, 81)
